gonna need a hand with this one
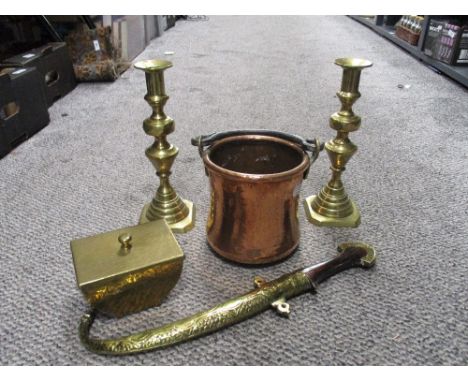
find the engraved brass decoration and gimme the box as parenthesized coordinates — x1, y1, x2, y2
(304, 58, 372, 227)
(71, 219, 184, 318)
(79, 243, 376, 355)
(134, 59, 194, 233)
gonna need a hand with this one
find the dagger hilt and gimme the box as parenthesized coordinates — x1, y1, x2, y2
(302, 242, 376, 286)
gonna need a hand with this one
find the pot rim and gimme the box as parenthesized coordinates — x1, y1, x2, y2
(202, 134, 310, 182)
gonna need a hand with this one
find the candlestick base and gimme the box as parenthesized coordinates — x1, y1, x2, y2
(303, 195, 360, 228)
(139, 200, 195, 233)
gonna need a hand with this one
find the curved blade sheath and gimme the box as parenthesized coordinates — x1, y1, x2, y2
(79, 242, 376, 355)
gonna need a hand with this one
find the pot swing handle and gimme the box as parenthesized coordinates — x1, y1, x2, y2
(191, 130, 324, 165)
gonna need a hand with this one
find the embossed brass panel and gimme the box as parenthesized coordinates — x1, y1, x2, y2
(304, 57, 372, 227)
(71, 219, 184, 317)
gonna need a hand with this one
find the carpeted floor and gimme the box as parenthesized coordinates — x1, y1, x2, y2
(0, 16, 467, 365)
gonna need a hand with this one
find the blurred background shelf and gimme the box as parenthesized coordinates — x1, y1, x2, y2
(349, 15, 468, 88)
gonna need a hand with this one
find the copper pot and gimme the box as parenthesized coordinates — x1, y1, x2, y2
(193, 130, 321, 265)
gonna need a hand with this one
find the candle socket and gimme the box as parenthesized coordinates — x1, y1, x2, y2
(304, 58, 372, 227)
(134, 59, 195, 233)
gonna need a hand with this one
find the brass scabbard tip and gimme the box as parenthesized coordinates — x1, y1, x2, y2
(79, 310, 95, 338)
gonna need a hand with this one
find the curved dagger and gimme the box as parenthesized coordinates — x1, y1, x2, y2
(79, 242, 376, 355)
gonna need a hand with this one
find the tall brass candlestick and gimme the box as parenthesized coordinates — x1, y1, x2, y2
(134, 59, 194, 233)
(304, 58, 372, 227)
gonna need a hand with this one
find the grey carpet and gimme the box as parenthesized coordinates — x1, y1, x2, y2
(0, 16, 467, 365)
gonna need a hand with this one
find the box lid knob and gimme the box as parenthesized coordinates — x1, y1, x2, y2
(118, 233, 132, 250)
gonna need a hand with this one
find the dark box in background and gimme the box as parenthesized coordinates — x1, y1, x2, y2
(1, 42, 76, 106)
(0, 71, 24, 158)
(165, 16, 176, 30)
(383, 15, 402, 26)
(0, 15, 47, 62)
(424, 19, 446, 58)
(438, 24, 468, 65)
(0, 67, 50, 159)
(424, 19, 468, 65)
(10, 67, 50, 135)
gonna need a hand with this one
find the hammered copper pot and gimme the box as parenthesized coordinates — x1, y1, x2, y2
(193, 131, 321, 265)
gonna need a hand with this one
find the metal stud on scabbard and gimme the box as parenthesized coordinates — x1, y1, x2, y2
(304, 58, 372, 227)
(134, 59, 195, 233)
(79, 242, 376, 355)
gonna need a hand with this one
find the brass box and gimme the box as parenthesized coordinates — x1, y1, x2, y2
(71, 219, 184, 318)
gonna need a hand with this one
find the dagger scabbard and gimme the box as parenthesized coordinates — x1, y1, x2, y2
(79, 242, 376, 355)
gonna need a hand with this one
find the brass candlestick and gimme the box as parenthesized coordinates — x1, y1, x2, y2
(134, 59, 194, 233)
(304, 58, 372, 227)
